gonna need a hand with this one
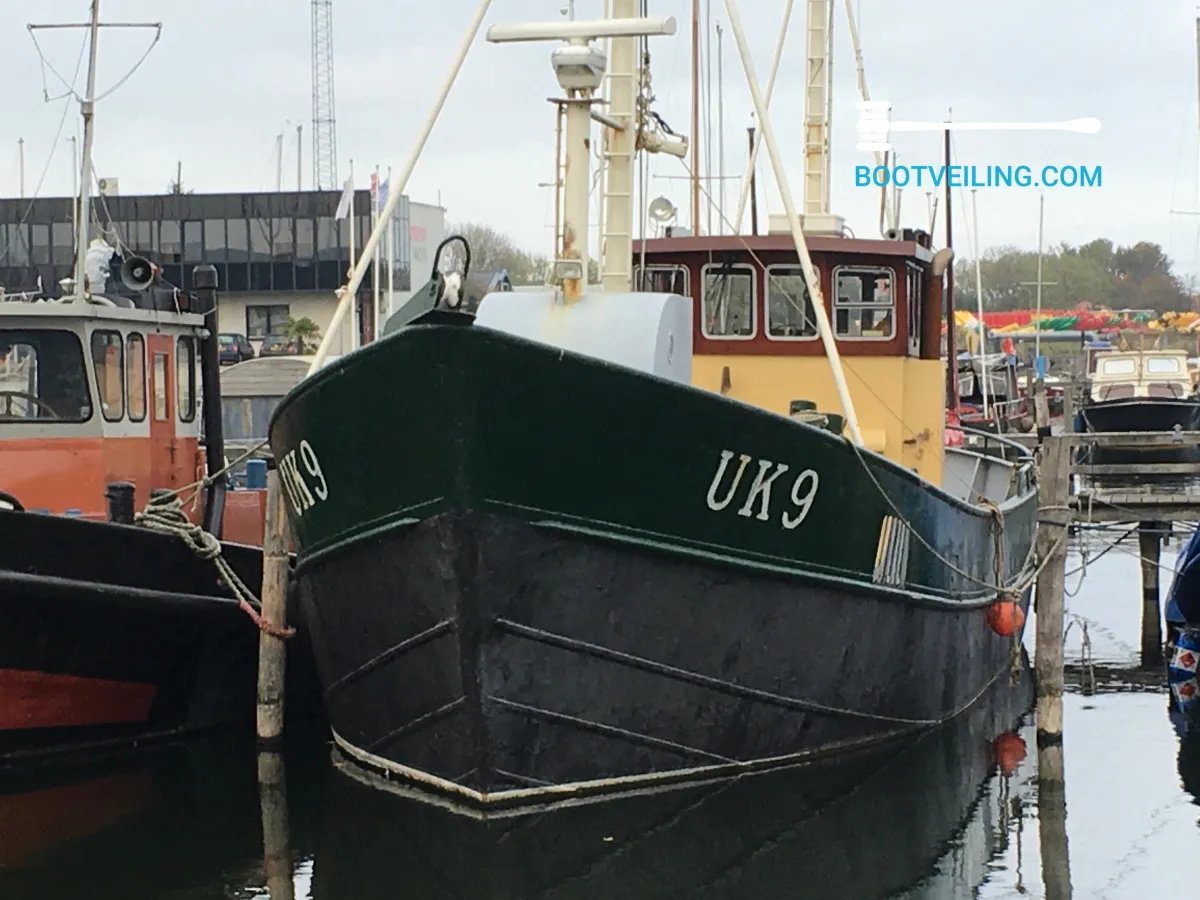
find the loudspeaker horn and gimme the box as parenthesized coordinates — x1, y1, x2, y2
(120, 255, 160, 292)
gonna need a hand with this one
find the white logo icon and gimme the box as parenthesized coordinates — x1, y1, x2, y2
(856, 101, 1102, 152)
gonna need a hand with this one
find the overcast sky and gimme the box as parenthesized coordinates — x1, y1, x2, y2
(3, 0, 1199, 279)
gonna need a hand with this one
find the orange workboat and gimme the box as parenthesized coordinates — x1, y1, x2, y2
(0, 256, 313, 761)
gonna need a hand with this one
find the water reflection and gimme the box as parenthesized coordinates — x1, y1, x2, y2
(0, 733, 322, 900)
(310, 668, 1034, 900)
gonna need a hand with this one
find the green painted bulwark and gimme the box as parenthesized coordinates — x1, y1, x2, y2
(269, 321, 1038, 603)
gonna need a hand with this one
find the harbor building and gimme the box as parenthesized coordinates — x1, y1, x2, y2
(0, 188, 445, 354)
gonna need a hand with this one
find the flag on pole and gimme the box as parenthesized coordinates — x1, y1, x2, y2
(334, 174, 354, 220)
(377, 178, 390, 209)
(369, 171, 379, 195)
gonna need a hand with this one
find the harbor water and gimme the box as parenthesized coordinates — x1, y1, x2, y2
(0, 544, 1195, 899)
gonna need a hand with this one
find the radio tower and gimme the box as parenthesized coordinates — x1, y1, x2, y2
(311, 0, 338, 190)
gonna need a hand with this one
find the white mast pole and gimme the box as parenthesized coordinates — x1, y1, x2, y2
(309, 0, 495, 373)
(73, 0, 102, 299)
(1035, 192, 1045, 371)
(717, 22, 725, 234)
(600, 0, 639, 292)
(731, 0, 793, 233)
(723, 0, 862, 445)
(348, 158, 358, 350)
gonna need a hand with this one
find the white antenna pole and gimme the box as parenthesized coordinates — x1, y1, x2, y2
(717, 22, 725, 234)
(74, 0, 102, 299)
(732, 0, 793, 233)
(971, 188, 988, 418)
(843, 0, 892, 232)
(723, 0, 862, 445)
(386, 164, 394, 319)
(309, 0, 495, 373)
(17, 138, 24, 198)
(1035, 192, 1045, 369)
(69, 137, 78, 241)
(705, 0, 713, 235)
(296, 124, 303, 190)
(348, 158, 357, 350)
(373, 164, 381, 340)
(275, 133, 284, 191)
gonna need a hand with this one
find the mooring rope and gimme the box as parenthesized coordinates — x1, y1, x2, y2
(135, 474, 294, 640)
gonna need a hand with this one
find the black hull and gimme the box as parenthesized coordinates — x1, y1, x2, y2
(0, 509, 323, 761)
(1079, 398, 1200, 475)
(299, 509, 1027, 805)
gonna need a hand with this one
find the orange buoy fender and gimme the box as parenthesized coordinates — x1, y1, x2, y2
(986, 599, 1025, 637)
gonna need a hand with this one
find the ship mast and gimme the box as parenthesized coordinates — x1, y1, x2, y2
(74, 0, 101, 299)
(803, 0, 832, 215)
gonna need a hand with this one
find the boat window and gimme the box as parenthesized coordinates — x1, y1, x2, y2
(1145, 356, 1182, 374)
(153, 352, 170, 421)
(700, 263, 756, 339)
(906, 265, 923, 355)
(127, 333, 146, 421)
(833, 267, 895, 340)
(90, 330, 125, 421)
(0, 329, 92, 422)
(1099, 357, 1136, 377)
(177, 336, 197, 423)
(633, 264, 689, 296)
(765, 265, 818, 340)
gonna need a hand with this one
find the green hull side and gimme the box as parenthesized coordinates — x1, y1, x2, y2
(268, 321, 1038, 603)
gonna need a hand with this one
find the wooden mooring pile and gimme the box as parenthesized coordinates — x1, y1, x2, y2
(1011, 380, 1200, 787)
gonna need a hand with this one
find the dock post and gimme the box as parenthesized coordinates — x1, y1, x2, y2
(1034, 432, 1074, 898)
(257, 751, 295, 900)
(1035, 434, 1071, 758)
(1033, 378, 1051, 437)
(1138, 521, 1164, 669)
(257, 467, 290, 746)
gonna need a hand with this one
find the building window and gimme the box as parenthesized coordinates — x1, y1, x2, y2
(153, 352, 169, 420)
(183, 221, 203, 262)
(90, 330, 124, 421)
(30, 224, 50, 265)
(700, 263, 756, 339)
(295, 218, 314, 259)
(204, 219, 226, 261)
(316, 216, 338, 258)
(160, 221, 181, 260)
(127, 332, 146, 421)
(247, 304, 290, 339)
(272, 218, 293, 256)
(766, 265, 819, 340)
(633, 264, 689, 295)
(177, 336, 196, 422)
(226, 218, 249, 260)
(250, 218, 271, 258)
(834, 266, 895, 340)
(51, 222, 73, 266)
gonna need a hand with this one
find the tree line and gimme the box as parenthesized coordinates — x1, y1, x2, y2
(952, 239, 1194, 314)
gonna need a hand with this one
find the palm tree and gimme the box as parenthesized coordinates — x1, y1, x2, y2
(284, 315, 322, 353)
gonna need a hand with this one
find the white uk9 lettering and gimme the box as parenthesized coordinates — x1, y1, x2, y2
(705, 448, 820, 530)
(279, 439, 329, 517)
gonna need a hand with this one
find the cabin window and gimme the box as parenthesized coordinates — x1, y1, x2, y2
(0, 329, 92, 422)
(700, 263, 756, 339)
(90, 330, 124, 421)
(633, 264, 689, 296)
(1099, 358, 1136, 377)
(127, 332, 146, 421)
(765, 265, 818, 340)
(833, 267, 895, 341)
(906, 265, 923, 356)
(153, 353, 170, 421)
(177, 336, 197, 423)
(1146, 357, 1182, 375)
